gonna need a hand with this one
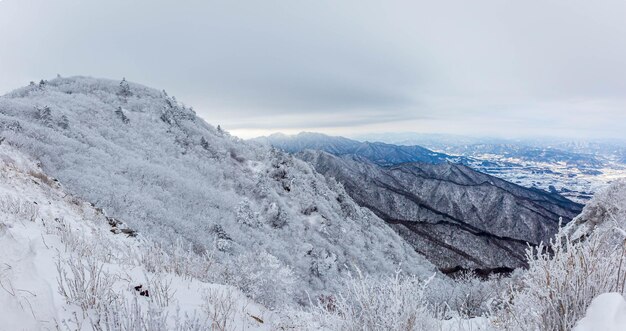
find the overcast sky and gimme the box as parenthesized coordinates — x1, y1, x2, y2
(1, 0, 626, 139)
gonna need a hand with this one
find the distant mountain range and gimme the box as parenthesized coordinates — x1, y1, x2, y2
(346, 133, 626, 203)
(257, 132, 475, 166)
(258, 132, 584, 273)
(259, 132, 608, 170)
(352, 132, 618, 169)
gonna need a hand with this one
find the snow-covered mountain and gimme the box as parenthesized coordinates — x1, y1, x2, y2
(257, 132, 473, 166)
(299, 150, 583, 273)
(0, 77, 437, 307)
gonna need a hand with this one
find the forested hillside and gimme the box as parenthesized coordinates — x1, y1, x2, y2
(0, 77, 436, 307)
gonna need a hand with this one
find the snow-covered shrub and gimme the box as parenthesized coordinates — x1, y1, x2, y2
(144, 272, 176, 308)
(494, 222, 626, 330)
(56, 255, 117, 311)
(120, 238, 216, 283)
(283, 271, 437, 331)
(425, 271, 510, 319)
(202, 287, 241, 331)
(95, 296, 171, 331)
(0, 195, 39, 223)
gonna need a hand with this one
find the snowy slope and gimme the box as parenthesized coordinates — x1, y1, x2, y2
(574, 293, 626, 331)
(0, 76, 437, 307)
(0, 142, 275, 330)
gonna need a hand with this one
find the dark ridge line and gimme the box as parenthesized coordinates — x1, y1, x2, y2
(386, 217, 529, 266)
(388, 221, 485, 266)
(360, 198, 532, 260)
(394, 162, 583, 213)
(391, 160, 576, 207)
(380, 164, 580, 223)
(368, 178, 548, 244)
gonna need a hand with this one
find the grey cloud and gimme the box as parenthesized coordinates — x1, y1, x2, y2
(219, 109, 428, 130)
(1, 0, 626, 139)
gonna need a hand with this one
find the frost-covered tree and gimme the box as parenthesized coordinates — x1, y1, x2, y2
(58, 114, 69, 130)
(200, 136, 210, 150)
(35, 106, 52, 126)
(235, 199, 260, 227)
(118, 77, 132, 98)
(211, 224, 232, 252)
(220, 250, 297, 309)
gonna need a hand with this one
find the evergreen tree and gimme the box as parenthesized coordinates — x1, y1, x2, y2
(200, 137, 210, 150)
(118, 78, 132, 98)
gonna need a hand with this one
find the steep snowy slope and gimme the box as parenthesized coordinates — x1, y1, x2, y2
(0, 143, 275, 330)
(0, 77, 436, 306)
(299, 150, 583, 272)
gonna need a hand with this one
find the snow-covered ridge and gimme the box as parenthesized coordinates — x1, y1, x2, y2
(0, 142, 275, 330)
(565, 179, 626, 242)
(0, 76, 436, 307)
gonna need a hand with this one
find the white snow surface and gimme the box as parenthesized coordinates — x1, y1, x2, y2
(0, 143, 273, 330)
(573, 293, 626, 331)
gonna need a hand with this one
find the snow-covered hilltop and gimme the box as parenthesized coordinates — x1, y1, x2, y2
(0, 76, 436, 308)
